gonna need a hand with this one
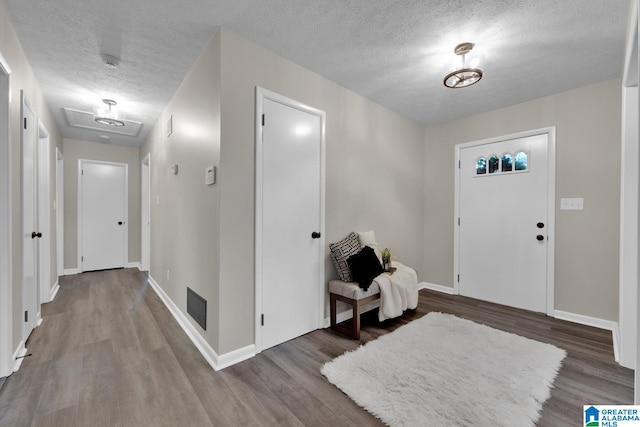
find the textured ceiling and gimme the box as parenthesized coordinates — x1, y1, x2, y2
(1, 0, 629, 147)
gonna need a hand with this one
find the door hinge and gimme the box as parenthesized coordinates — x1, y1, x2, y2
(261, 314, 264, 326)
(458, 160, 461, 169)
(81, 256, 83, 262)
(457, 274, 460, 283)
(458, 217, 460, 226)
(23, 118, 27, 129)
(24, 310, 28, 322)
(261, 114, 265, 126)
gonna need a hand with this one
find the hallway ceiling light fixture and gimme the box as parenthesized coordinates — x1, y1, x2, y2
(443, 42, 483, 89)
(94, 99, 126, 127)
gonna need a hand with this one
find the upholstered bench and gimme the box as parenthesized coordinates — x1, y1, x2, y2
(329, 279, 381, 339)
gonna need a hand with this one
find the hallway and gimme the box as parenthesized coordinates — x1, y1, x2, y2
(0, 268, 634, 426)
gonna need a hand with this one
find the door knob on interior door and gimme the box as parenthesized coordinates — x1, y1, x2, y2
(118, 221, 123, 225)
(31, 231, 42, 239)
(311, 231, 321, 239)
(537, 222, 545, 229)
(536, 234, 545, 241)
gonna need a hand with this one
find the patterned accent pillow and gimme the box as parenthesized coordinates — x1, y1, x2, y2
(329, 232, 361, 282)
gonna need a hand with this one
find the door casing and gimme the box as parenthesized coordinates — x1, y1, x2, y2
(38, 121, 51, 305)
(0, 51, 12, 377)
(254, 87, 326, 353)
(141, 153, 150, 272)
(56, 148, 64, 278)
(454, 127, 556, 315)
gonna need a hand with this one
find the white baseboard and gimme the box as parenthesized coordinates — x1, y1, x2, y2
(12, 341, 26, 372)
(49, 279, 60, 302)
(126, 262, 142, 270)
(554, 310, 620, 362)
(63, 268, 79, 276)
(420, 282, 457, 295)
(147, 275, 255, 371)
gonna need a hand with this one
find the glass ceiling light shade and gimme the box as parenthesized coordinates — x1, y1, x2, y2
(94, 99, 126, 127)
(443, 42, 483, 89)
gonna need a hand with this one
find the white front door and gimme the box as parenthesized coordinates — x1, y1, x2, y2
(458, 132, 552, 313)
(257, 90, 325, 351)
(80, 161, 127, 272)
(21, 94, 39, 342)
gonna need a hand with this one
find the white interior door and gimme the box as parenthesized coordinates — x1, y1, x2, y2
(141, 154, 150, 272)
(38, 122, 50, 304)
(21, 93, 39, 342)
(257, 90, 325, 351)
(80, 161, 127, 272)
(458, 133, 551, 313)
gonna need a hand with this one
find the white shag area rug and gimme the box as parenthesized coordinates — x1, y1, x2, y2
(321, 312, 566, 427)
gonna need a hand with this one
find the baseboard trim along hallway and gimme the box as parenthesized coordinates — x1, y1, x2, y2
(147, 275, 255, 370)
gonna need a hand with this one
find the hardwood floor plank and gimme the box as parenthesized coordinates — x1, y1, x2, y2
(0, 270, 632, 426)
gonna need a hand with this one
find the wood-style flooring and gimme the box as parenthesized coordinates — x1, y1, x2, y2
(0, 268, 633, 426)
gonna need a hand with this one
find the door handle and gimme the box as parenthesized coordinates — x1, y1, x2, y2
(31, 232, 42, 239)
(536, 234, 544, 241)
(118, 221, 123, 225)
(537, 222, 545, 229)
(311, 231, 321, 239)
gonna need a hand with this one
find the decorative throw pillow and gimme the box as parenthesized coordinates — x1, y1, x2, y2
(347, 246, 384, 291)
(357, 229, 383, 263)
(329, 232, 361, 282)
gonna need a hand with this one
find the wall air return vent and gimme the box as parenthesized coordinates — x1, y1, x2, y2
(187, 287, 207, 331)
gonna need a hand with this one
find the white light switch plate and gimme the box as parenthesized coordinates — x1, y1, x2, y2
(560, 198, 584, 210)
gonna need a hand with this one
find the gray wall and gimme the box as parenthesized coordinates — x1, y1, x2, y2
(139, 32, 222, 349)
(217, 28, 425, 353)
(423, 78, 622, 322)
(140, 28, 425, 356)
(63, 138, 140, 270)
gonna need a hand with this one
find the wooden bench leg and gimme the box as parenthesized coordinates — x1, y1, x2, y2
(330, 293, 338, 330)
(330, 292, 376, 340)
(352, 300, 360, 340)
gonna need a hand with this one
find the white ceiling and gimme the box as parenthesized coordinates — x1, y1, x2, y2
(1, 0, 629, 147)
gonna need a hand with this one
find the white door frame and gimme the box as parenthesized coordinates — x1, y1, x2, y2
(38, 121, 51, 305)
(77, 159, 128, 273)
(56, 148, 64, 278)
(0, 52, 13, 377)
(454, 127, 556, 315)
(620, 0, 639, 373)
(141, 153, 150, 272)
(254, 87, 326, 353)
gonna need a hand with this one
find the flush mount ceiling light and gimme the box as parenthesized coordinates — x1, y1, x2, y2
(443, 42, 483, 89)
(94, 99, 125, 127)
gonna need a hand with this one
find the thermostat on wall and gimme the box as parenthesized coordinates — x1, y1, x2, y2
(205, 166, 216, 185)
(170, 163, 178, 174)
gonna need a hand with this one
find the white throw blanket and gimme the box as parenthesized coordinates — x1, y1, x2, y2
(374, 261, 418, 321)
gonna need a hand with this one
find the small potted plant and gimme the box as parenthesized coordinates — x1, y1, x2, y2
(382, 248, 391, 271)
